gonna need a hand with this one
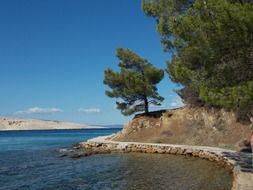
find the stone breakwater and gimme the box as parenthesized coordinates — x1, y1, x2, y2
(79, 135, 253, 190)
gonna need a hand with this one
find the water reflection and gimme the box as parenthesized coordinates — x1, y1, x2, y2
(89, 153, 232, 190)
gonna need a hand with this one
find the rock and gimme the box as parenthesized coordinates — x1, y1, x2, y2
(70, 151, 92, 158)
(169, 147, 178, 154)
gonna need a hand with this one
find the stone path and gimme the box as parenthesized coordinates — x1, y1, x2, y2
(81, 135, 253, 190)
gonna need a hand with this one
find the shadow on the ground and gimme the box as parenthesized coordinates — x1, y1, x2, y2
(222, 151, 253, 173)
(134, 109, 168, 119)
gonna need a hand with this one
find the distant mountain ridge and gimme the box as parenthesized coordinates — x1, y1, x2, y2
(0, 117, 107, 131)
(88, 124, 123, 129)
(101, 124, 123, 128)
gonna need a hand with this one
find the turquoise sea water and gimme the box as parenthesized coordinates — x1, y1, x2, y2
(0, 129, 232, 190)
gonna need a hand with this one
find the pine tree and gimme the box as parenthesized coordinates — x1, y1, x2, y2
(143, 0, 253, 120)
(104, 48, 164, 116)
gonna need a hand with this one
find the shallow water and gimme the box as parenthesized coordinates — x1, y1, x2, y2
(0, 129, 232, 190)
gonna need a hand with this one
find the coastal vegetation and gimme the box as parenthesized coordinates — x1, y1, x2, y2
(104, 0, 253, 123)
(142, 0, 253, 121)
(103, 0, 253, 150)
(103, 48, 164, 116)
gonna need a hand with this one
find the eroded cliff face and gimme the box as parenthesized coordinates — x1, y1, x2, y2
(110, 106, 253, 150)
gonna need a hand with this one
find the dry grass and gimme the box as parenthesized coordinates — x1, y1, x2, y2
(111, 106, 253, 150)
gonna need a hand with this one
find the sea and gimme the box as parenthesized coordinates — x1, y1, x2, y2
(0, 128, 232, 190)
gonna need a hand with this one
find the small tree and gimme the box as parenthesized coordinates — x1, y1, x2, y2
(104, 48, 164, 116)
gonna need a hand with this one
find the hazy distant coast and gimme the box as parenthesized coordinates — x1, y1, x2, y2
(0, 117, 106, 131)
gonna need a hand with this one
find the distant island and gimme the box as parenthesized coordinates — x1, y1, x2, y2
(0, 117, 107, 131)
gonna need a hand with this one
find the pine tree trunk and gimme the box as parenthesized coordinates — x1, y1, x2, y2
(144, 96, 149, 114)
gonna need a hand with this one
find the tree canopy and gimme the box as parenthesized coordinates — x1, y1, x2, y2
(103, 48, 164, 116)
(143, 0, 253, 120)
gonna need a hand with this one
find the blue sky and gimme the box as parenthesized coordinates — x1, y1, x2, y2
(0, 0, 182, 125)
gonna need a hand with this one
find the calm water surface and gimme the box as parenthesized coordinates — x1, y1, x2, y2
(0, 129, 232, 190)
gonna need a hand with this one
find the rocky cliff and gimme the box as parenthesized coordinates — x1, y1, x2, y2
(110, 106, 253, 150)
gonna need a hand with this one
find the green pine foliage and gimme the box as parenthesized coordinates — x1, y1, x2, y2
(103, 48, 164, 116)
(143, 0, 253, 120)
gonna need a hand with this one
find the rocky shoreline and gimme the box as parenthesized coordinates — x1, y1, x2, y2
(78, 135, 253, 190)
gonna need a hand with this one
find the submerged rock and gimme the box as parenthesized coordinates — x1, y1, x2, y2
(57, 146, 91, 158)
(57, 142, 112, 159)
(70, 151, 93, 158)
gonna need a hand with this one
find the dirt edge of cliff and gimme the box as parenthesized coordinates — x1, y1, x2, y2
(110, 106, 253, 151)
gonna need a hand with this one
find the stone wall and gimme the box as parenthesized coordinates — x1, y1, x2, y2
(83, 141, 233, 169)
(80, 135, 253, 190)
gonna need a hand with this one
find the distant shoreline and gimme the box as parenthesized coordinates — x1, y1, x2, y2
(0, 128, 121, 132)
(0, 127, 108, 131)
(0, 117, 108, 131)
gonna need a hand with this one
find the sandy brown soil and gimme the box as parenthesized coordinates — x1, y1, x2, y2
(111, 106, 253, 150)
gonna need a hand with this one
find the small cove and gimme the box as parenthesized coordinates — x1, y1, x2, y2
(0, 129, 232, 190)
